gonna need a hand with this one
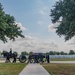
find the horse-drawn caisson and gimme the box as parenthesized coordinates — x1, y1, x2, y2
(2, 49, 49, 63)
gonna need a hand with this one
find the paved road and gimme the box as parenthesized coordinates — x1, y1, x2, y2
(1, 60, 75, 64)
(1, 59, 75, 64)
(19, 63, 50, 75)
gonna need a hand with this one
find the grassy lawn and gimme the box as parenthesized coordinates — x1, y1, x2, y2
(0, 63, 27, 75)
(42, 63, 75, 75)
(50, 58, 75, 61)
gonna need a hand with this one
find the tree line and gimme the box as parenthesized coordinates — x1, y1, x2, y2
(47, 50, 75, 55)
(1, 50, 75, 57)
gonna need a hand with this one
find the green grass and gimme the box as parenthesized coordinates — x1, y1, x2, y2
(0, 63, 27, 75)
(42, 63, 75, 75)
(50, 58, 75, 61)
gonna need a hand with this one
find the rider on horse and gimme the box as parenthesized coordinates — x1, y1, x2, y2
(9, 48, 12, 57)
(6, 48, 17, 63)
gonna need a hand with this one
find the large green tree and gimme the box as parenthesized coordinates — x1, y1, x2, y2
(69, 50, 75, 55)
(0, 3, 24, 43)
(21, 51, 28, 55)
(50, 0, 75, 41)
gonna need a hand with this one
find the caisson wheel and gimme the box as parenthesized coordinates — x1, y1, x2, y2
(19, 55, 26, 63)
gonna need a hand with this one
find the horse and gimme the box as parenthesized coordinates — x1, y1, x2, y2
(2, 51, 17, 63)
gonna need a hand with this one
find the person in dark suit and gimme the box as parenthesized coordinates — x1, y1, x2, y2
(46, 55, 50, 63)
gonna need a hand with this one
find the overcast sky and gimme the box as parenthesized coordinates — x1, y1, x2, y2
(0, 0, 75, 54)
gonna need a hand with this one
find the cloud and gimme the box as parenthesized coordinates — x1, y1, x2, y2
(48, 22, 60, 32)
(67, 37, 75, 45)
(0, 35, 75, 53)
(0, 35, 59, 54)
(15, 22, 27, 31)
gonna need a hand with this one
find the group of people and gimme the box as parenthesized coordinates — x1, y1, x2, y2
(28, 53, 50, 63)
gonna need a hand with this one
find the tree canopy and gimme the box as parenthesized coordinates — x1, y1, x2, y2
(69, 50, 75, 55)
(50, 0, 75, 41)
(0, 3, 24, 43)
(21, 51, 28, 55)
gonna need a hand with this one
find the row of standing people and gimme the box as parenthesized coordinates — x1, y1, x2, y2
(28, 54, 50, 63)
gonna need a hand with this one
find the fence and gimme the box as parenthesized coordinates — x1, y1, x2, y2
(49, 55, 75, 59)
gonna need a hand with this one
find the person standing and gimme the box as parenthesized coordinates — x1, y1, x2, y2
(46, 55, 50, 63)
